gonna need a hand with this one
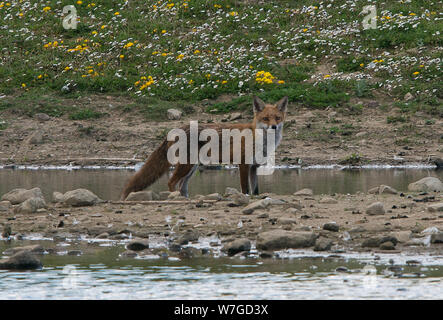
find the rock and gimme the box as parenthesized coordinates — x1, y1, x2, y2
(368, 187, 380, 194)
(256, 230, 317, 250)
(242, 198, 271, 214)
(222, 238, 251, 256)
(167, 108, 182, 120)
(362, 236, 398, 248)
(379, 241, 396, 250)
(159, 191, 171, 200)
(293, 188, 313, 196)
(0, 251, 42, 270)
(392, 231, 412, 243)
(126, 191, 159, 201)
(314, 237, 333, 251)
(278, 217, 297, 225)
(367, 101, 379, 108)
(52, 192, 64, 203)
(35, 113, 50, 121)
(167, 191, 182, 199)
(404, 92, 414, 101)
(67, 250, 82, 256)
(28, 131, 44, 144)
(229, 193, 249, 206)
(177, 230, 199, 245)
(366, 202, 385, 215)
(224, 187, 240, 196)
(120, 250, 138, 258)
(428, 203, 443, 212)
(230, 112, 242, 121)
(434, 158, 443, 169)
(0, 201, 11, 212)
(97, 232, 109, 239)
(126, 240, 150, 251)
(14, 197, 47, 214)
(2, 245, 44, 256)
(62, 189, 101, 206)
(323, 222, 339, 232)
(1, 225, 11, 238)
(431, 233, 443, 244)
(178, 247, 203, 259)
(379, 185, 398, 195)
(356, 131, 367, 138)
(408, 177, 443, 192)
(319, 197, 338, 204)
(1, 187, 44, 205)
(204, 193, 222, 201)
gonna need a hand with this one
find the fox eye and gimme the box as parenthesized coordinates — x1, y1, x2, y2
(275, 117, 281, 121)
(262, 117, 269, 121)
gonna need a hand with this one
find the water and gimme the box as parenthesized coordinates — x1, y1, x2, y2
(1, 241, 442, 299)
(0, 167, 441, 200)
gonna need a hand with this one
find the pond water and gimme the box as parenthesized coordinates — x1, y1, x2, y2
(0, 167, 442, 201)
(0, 240, 442, 300)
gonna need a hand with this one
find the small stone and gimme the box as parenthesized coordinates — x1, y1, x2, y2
(168, 191, 182, 199)
(28, 131, 44, 145)
(224, 187, 240, 196)
(408, 177, 443, 192)
(242, 198, 271, 214)
(366, 202, 385, 215)
(404, 92, 414, 101)
(323, 222, 339, 232)
(34, 113, 50, 121)
(367, 101, 379, 108)
(120, 250, 138, 258)
(431, 233, 443, 244)
(278, 217, 297, 225)
(52, 192, 64, 203)
(177, 230, 199, 245)
(126, 191, 159, 201)
(67, 250, 82, 256)
(319, 197, 338, 204)
(3, 245, 44, 256)
(256, 230, 317, 250)
(293, 188, 313, 196)
(62, 189, 101, 207)
(379, 185, 398, 195)
(1, 188, 44, 205)
(229, 112, 242, 121)
(0, 201, 11, 212)
(204, 193, 222, 201)
(167, 108, 182, 120)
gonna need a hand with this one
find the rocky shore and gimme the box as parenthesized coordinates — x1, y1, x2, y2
(1, 177, 442, 269)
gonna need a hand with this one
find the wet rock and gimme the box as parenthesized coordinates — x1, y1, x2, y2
(14, 197, 47, 214)
(126, 240, 150, 251)
(259, 251, 273, 259)
(52, 192, 64, 203)
(62, 189, 101, 206)
(167, 108, 182, 120)
(366, 202, 385, 215)
(3, 245, 44, 256)
(314, 237, 333, 251)
(1, 187, 44, 205)
(434, 158, 443, 169)
(177, 230, 199, 245)
(408, 177, 443, 192)
(120, 250, 138, 258)
(431, 233, 443, 244)
(97, 232, 110, 239)
(126, 191, 159, 201)
(204, 193, 222, 201)
(0, 251, 42, 270)
(428, 203, 443, 212)
(225, 187, 240, 196)
(319, 197, 338, 204)
(379, 241, 396, 250)
(1, 225, 11, 238)
(0, 201, 11, 212)
(242, 198, 271, 214)
(323, 222, 339, 232)
(256, 230, 317, 250)
(168, 243, 182, 252)
(335, 266, 348, 273)
(222, 238, 251, 256)
(362, 236, 398, 248)
(293, 188, 313, 196)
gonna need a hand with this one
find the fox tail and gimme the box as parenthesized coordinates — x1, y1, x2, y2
(120, 140, 171, 200)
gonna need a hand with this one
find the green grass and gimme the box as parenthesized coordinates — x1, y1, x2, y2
(0, 0, 441, 118)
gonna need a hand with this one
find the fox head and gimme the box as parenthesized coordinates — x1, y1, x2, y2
(252, 96, 288, 131)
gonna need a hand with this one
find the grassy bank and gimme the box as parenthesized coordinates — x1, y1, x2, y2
(0, 0, 441, 121)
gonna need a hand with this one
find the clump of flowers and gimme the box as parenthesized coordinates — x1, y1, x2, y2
(255, 71, 275, 84)
(135, 76, 155, 90)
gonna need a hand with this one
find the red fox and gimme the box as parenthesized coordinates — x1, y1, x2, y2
(120, 96, 288, 200)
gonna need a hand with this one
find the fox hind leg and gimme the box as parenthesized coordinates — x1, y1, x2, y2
(168, 164, 196, 197)
(249, 165, 259, 195)
(239, 164, 250, 194)
(178, 164, 198, 198)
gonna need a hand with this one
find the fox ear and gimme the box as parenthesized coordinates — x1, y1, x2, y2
(276, 96, 288, 112)
(253, 96, 265, 113)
